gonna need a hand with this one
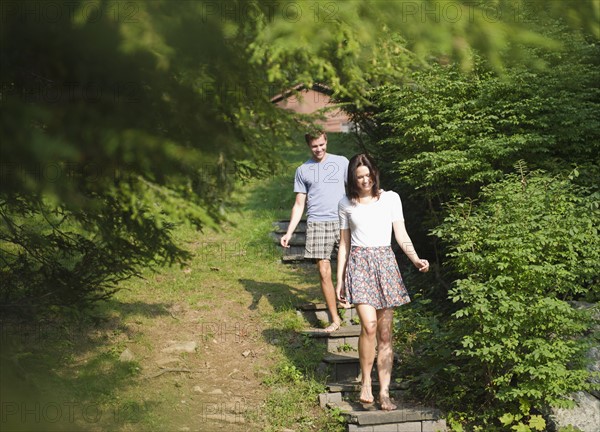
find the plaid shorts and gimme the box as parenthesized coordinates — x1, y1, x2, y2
(304, 220, 340, 260)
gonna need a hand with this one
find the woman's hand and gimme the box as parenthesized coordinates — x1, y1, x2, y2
(335, 281, 345, 302)
(415, 259, 430, 273)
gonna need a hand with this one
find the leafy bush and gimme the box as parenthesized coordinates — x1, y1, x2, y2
(0, 193, 192, 315)
(0, 1, 292, 315)
(347, 15, 600, 432)
(349, 33, 599, 301)
(426, 169, 599, 428)
(358, 33, 599, 201)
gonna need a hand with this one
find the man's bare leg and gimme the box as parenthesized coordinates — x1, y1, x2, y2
(317, 259, 341, 332)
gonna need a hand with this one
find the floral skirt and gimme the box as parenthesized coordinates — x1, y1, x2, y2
(345, 246, 411, 309)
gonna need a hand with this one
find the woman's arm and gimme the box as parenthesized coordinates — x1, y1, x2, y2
(336, 228, 351, 300)
(392, 220, 429, 272)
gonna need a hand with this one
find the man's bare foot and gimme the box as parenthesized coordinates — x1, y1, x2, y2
(359, 383, 374, 404)
(323, 320, 341, 333)
(379, 393, 397, 411)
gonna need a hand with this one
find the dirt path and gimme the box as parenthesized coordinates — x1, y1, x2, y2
(92, 225, 322, 432)
(1, 231, 325, 432)
(125, 298, 275, 432)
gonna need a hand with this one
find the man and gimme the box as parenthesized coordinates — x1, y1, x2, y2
(280, 132, 349, 332)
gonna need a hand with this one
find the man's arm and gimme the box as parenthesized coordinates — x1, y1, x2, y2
(280, 193, 307, 248)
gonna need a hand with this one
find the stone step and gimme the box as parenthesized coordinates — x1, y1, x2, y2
(331, 399, 446, 432)
(299, 302, 356, 312)
(319, 351, 364, 383)
(303, 324, 361, 338)
(323, 351, 362, 364)
(327, 380, 407, 395)
(268, 231, 306, 246)
(297, 302, 359, 327)
(320, 351, 385, 383)
(319, 351, 401, 384)
(272, 220, 307, 233)
(303, 325, 360, 353)
(281, 246, 306, 262)
(281, 252, 339, 263)
(271, 220, 308, 262)
(273, 220, 337, 263)
(327, 382, 409, 408)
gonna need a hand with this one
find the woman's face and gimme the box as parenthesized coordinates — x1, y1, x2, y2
(355, 165, 372, 194)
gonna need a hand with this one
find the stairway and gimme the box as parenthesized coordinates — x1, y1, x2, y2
(271, 220, 307, 262)
(297, 302, 447, 432)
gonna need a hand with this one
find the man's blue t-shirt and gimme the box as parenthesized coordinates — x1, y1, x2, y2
(293, 154, 349, 222)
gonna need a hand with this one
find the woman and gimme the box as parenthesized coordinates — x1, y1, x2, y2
(336, 153, 429, 411)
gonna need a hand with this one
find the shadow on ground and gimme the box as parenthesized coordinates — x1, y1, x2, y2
(239, 273, 319, 312)
(238, 277, 331, 384)
(0, 299, 172, 431)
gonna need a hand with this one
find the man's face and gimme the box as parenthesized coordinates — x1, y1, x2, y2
(308, 134, 327, 162)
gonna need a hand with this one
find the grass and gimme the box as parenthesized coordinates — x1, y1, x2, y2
(224, 131, 358, 431)
(1, 132, 360, 432)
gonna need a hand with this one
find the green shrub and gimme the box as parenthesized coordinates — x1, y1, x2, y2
(428, 169, 599, 428)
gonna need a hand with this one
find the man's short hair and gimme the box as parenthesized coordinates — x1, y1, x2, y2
(305, 131, 327, 145)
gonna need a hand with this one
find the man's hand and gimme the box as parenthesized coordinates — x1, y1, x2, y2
(280, 234, 291, 248)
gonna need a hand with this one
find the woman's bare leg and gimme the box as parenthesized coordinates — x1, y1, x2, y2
(376, 308, 396, 411)
(355, 304, 378, 403)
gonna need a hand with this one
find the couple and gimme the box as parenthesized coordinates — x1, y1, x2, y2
(280, 132, 429, 411)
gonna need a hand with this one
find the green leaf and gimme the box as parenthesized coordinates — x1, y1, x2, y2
(500, 413, 515, 426)
(528, 415, 546, 431)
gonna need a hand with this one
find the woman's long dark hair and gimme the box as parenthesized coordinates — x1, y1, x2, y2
(347, 153, 381, 201)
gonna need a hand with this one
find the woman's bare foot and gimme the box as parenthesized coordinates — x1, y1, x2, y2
(379, 392, 397, 411)
(359, 383, 374, 404)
